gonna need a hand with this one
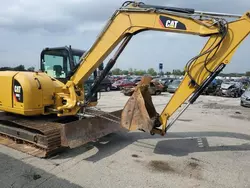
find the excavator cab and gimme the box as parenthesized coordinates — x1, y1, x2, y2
(40, 46, 100, 103)
(40, 46, 83, 83)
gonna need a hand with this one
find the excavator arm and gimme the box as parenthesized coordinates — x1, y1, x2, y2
(57, 1, 250, 135)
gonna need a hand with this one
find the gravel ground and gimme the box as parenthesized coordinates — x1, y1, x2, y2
(1, 91, 250, 188)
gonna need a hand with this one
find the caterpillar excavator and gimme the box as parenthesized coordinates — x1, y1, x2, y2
(0, 1, 250, 157)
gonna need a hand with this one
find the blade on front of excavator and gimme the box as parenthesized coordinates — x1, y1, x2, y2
(0, 110, 123, 158)
(121, 76, 160, 133)
(61, 109, 124, 148)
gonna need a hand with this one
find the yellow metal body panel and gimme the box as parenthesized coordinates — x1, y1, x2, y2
(0, 71, 17, 108)
(0, 71, 64, 116)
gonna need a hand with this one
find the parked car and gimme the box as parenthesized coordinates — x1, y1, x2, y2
(121, 80, 163, 96)
(130, 77, 142, 84)
(217, 81, 244, 98)
(85, 77, 112, 92)
(150, 80, 164, 94)
(241, 86, 250, 107)
(162, 78, 175, 92)
(240, 79, 250, 91)
(167, 79, 182, 93)
(157, 77, 172, 84)
(111, 79, 135, 90)
(98, 78, 112, 91)
(202, 79, 223, 95)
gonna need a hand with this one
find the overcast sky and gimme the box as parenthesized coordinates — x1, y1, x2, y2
(0, 0, 249, 73)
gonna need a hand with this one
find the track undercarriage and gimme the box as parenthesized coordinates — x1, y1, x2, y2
(0, 110, 122, 158)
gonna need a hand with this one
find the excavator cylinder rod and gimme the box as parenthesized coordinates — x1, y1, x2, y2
(137, 3, 195, 14)
(86, 35, 132, 103)
(123, 1, 241, 18)
(189, 63, 225, 104)
(194, 11, 241, 18)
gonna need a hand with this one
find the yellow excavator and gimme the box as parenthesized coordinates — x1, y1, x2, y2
(0, 1, 250, 157)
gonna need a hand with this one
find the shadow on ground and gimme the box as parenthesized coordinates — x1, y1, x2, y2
(154, 132, 250, 156)
(0, 153, 83, 188)
(53, 130, 250, 162)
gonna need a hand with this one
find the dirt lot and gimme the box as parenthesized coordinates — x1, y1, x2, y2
(1, 91, 250, 188)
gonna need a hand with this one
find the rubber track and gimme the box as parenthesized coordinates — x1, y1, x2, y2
(0, 113, 62, 157)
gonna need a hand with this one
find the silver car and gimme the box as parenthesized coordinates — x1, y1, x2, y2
(167, 79, 182, 93)
(241, 87, 250, 107)
(219, 81, 243, 97)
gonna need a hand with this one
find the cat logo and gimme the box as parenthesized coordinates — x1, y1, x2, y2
(14, 85, 21, 93)
(13, 80, 23, 102)
(165, 20, 178, 28)
(159, 15, 186, 30)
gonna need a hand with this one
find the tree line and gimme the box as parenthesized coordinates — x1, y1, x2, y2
(0, 65, 249, 77)
(0, 65, 35, 71)
(111, 68, 250, 77)
(111, 68, 185, 76)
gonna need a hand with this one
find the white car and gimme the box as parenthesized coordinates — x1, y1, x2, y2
(241, 87, 250, 107)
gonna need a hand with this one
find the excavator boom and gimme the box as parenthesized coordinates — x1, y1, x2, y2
(58, 1, 250, 135)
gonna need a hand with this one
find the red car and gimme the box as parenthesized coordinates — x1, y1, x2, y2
(111, 79, 135, 90)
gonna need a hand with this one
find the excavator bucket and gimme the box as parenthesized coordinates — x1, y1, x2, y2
(121, 76, 159, 133)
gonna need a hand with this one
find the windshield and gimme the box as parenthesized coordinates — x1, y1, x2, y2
(42, 49, 70, 79)
(43, 54, 68, 79)
(42, 49, 82, 79)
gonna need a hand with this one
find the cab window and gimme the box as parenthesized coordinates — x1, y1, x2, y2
(73, 55, 81, 65)
(43, 55, 67, 78)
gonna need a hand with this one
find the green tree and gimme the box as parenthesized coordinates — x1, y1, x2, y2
(165, 71, 172, 75)
(147, 68, 157, 76)
(172, 69, 184, 76)
(121, 70, 129, 75)
(0, 67, 12, 71)
(13, 65, 25, 71)
(128, 68, 134, 75)
(27, 67, 35, 72)
(246, 71, 250, 76)
(134, 69, 146, 75)
(158, 71, 164, 76)
(111, 68, 122, 75)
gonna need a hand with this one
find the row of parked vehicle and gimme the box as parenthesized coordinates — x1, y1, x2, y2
(87, 74, 250, 107)
(157, 77, 250, 97)
(158, 76, 250, 107)
(202, 79, 249, 98)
